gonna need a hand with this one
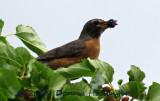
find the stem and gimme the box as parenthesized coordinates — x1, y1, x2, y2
(109, 83, 115, 92)
(16, 71, 25, 80)
(50, 90, 54, 101)
(109, 83, 117, 98)
(16, 76, 23, 80)
(4, 33, 16, 37)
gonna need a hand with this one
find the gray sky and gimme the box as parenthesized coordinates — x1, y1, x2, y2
(1, 0, 160, 90)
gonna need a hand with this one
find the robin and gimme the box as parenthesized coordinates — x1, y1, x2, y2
(37, 19, 117, 70)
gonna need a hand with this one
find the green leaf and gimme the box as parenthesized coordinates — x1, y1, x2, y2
(120, 81, 147, 99)
(118, 79, 123, 86)
(55, 58, 114, 84)
(0, 19, 4, 35)
(90, 69, 105, 90)
(29, 60, 66, 91)
(127, 65, 145, 82)
(88, 58, 114, 83)
(62, 79, 91, 95)
(84, 96, 98, 101)
(0, 93, 7, 101)
(60, 95, 98, 101)
(59, 80, 98, 101)
(55, 59, 94, 79)
(0, 63, 21, 99)
(145, 82, 160, 101)
(0, 46, 34, 68)
(60, 95, 85, 101)
(16, 24, 47, 55)
(0, 36, 9, 47)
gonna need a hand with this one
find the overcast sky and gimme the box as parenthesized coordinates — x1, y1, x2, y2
(1, 0, 160, 90)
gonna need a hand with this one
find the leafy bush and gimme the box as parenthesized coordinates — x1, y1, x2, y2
(0, 19, 160, 101)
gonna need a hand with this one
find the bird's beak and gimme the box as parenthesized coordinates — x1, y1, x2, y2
(99, 22, 108, 29)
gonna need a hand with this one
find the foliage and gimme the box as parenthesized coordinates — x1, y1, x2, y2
(0, 19, 160, 101)
(16, 24, 48, 55)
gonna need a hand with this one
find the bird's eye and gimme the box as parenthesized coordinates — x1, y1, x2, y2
(93, 21, 99, 25)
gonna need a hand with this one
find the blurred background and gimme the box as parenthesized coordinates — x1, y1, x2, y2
(1, 0, 160, 90)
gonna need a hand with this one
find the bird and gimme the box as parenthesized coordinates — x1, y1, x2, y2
(37, 19, 117, 70)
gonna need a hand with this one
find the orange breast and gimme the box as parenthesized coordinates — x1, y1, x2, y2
(81, 38, 100, 59)
(49, 38, 100, 70)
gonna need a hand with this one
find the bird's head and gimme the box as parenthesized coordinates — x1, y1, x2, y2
(79, 19, 117, 41)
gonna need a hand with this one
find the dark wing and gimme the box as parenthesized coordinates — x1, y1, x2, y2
(37, 39, 86, 62)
